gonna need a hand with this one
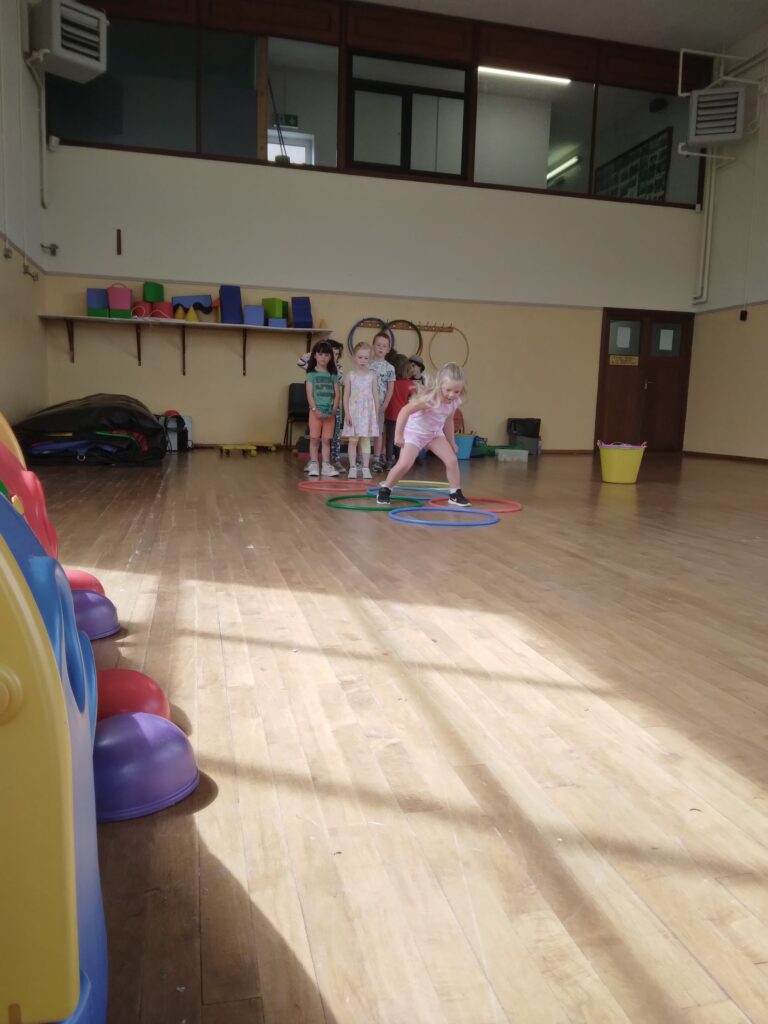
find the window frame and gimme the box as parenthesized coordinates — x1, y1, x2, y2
(347, 51, 470, 179)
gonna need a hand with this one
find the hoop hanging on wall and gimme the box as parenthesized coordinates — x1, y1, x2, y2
(384, 319, 423, 358)
(347, 318, 395, 355)
(427, 327, 469, 368)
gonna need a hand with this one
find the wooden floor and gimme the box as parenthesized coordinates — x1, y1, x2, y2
(40, 450, 768, 1024)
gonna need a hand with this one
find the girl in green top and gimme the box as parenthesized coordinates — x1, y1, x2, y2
(304, 341, 340, 477)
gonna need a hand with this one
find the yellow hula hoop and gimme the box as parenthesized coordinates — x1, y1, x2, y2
(427, 326, 469, 368)
(398, 479, 451, 489)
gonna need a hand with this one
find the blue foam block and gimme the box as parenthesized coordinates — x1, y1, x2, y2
(219, 285, 243, 324)
(244, 305, 265, 326)
(86, 288, 109, 309)
(268, 318, 288, 328)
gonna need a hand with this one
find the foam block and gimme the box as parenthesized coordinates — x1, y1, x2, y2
(171, 294, 213, 312)
(87, 287, 109, 310)
(219, 285, 243, 324)
(263, 297, 288, 320)
(244, 305, 265, 326)
(268, 317, 288, 328)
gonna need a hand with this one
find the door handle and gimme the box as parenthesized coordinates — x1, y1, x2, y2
(644, 379, 655, 390)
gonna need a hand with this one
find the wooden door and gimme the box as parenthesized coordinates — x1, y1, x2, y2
(594, 308, 693, 452)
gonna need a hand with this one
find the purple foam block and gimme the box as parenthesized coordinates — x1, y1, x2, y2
(72, 588, 120, 640)
(93, 712, 200, 822)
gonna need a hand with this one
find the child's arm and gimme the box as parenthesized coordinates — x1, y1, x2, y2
(381, 380, 394, 415)
(331, 379, 339, 416)
(305, 378, 316, 413)
(343, 376, 351, 425)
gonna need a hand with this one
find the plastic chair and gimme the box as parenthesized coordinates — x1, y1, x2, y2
(283, 382, 310, 447)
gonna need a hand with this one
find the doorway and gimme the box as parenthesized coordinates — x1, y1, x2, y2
(594, 308, 694, 452)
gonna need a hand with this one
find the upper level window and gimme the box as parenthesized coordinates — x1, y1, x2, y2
(474, 68, 594, 193)
(47, 20, 197, 152)
(350, 55, 467, 177)
(593, 87, 698, 205)
(268, 39, 338, 167)
(201, 31, 259, 159)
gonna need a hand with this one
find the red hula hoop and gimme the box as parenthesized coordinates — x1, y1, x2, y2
(427, 496, 523, 513)
(298, 479, 367, 492)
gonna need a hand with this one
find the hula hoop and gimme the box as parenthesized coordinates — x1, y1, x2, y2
(365, 485, 450, 498)
(398, 479, 451, 489)
(347, 317, 395, 355)
(298, 479, 367, 492)
(325, 494, 422, 511)
(384, 319, 423, 358)
(388, 507, 499, 527)
(427, 327, 469, 368)
(427, 496, 523, 513)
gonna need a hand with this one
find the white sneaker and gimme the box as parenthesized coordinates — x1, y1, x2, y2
(303, 460, 312, 473)
(321, 463, 339, 477)
(348, 466, 358, 479)
(361, 467, 372, 479)
(307, 461, 320, 477)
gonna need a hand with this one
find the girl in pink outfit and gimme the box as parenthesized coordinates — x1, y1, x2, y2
(377, 362, 471, 507)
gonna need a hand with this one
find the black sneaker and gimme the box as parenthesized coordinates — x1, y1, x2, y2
(377, 486, 392, 506)
(448, 489, 471, 507)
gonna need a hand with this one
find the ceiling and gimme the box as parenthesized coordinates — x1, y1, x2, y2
(348, 0, 768, 54)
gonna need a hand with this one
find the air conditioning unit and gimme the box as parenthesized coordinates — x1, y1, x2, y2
(30, 0, 107, 83)
(688, 87, 745, 145)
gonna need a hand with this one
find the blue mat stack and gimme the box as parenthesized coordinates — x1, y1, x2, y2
(291, 296, 313, 329)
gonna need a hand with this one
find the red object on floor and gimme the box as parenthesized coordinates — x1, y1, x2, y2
(97, 668, 171, 722)
(65, 567, 106, 595)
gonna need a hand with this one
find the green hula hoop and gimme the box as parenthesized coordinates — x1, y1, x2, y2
(325, 494, 423, 511)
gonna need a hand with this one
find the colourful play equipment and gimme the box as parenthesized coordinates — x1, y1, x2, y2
(0, 435, 108, 594)
(93, 712, 199, 822)
(72, 588, 121, 640)
(0, 410, 26, 466)
(0, 437, 59, 557)
(65, 567, 106, 596)
(97, 668, 171, 722)
(0, 495, 108, 1023)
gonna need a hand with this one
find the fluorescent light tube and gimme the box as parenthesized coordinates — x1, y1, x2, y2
(478, 66, 571, 85)
(546, 155, 580, 180)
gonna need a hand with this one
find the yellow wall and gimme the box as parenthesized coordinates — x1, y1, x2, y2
(43, 276, 602, 449)
(0, 249, 47, 425)
(685, 301, 768, 459)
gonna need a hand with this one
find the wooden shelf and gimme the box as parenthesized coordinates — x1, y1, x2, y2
(39, 314, 332, 376)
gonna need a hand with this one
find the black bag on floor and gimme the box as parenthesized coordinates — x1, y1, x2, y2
(14, 393, 167, 465)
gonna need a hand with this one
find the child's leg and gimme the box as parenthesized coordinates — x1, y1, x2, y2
(308, 411, 321, 464)
(373, 412, 385, 463)
(330, 409, 342, 464)
(385, 420, 395, 463)
(320, 415, 334, 465)
(346, 438, 358, 469)
(360, 437, 371, 468)
(383, 443, 420, 487)
(427, 436, 460, 489)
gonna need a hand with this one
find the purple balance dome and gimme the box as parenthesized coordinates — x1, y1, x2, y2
(72, 588, 120, 640)
(93, 712, 199, 822)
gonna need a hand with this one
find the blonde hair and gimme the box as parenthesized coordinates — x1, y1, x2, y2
(415, 362, 466, 408)
(353, 341, 372, 354)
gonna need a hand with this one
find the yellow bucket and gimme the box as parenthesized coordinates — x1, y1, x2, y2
(597, 441, 647, 483)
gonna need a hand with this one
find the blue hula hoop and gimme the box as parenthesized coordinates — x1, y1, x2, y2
(347, 318, 395, 355)
(365, 485, 449, 498)
(388, 507, 500, 527)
